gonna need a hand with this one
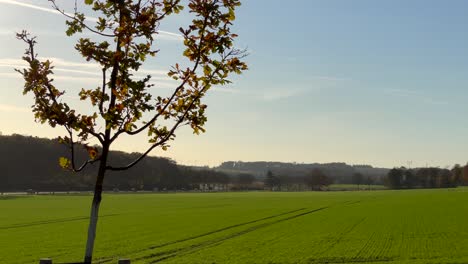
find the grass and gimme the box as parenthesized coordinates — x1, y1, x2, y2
(328, 184, 387, 191)
(2, 189, 468, 263)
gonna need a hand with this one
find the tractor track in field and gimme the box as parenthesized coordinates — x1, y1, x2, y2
(98, 207, 310, 263)
(344, 200, 362, 206)
(0, 214, 121, 230)
(375, 234, 394, 260)
(99, 207, 313, 263)
(307, 256, 394, 263)
(136, 206, 331, 263)
(355, 230, 379, 259)
(98, 200, 361, 263)
(316, 216, 367, 256)
(147, 207, 308, 250)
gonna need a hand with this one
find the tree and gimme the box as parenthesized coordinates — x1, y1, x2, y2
(304, 168, 332, 191)
(403, 169, 416, 188)
(264, 170, 280, 191)
(16, 0, 247, 262)
(236, 173, 255, 189)
(352, 172, 364, 190)
(386, 168, 403, 189)
(364, 176, 374, 190)
(462, 163, 468, 185)
(438, 169, 452, 188)
(451, 164, 463, 186)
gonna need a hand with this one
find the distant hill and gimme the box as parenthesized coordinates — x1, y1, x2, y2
(0, 134, 389, 191)
(0, 134, 225, 192)
(215, 161, 388, 184)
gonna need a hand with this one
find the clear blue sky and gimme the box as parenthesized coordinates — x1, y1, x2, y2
(0, 0, 467, 168)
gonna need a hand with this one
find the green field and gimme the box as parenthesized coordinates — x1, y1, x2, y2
(2, 189, 468, 264)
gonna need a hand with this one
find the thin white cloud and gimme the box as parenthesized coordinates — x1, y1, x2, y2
(205, 87, 305, 101)
(0, 58, 102, 77)
(0, 57, 171, 78)
(308, 75, 349, 82)
(423, 98, 449, 106)
(45, 57, 99, 69)
(258, 77, 340, 101)
(0, 58, 237, 94)
(53, 75, 101, 83)
(0, 28, 67, 37)
(156, 30, 182, 39)
(0, 28, 16, 36)
(54, 68, 101, 76)
(0, 60, 24, 69)
(0, 103, 29, 113)
(0, 57, 336, 100)
(261, 89, 305, 101)
(0, 70, 101, 83)
(384, 88, 449, 106)
(384, 88, 420, 98)
(210, 87, 240, 94)
(0, 72, 19, 78)
(0, 0, 62, 15)
(137, 69, 169, 76)
(0, 0, 181, 39)
(0, 65, 179, 90)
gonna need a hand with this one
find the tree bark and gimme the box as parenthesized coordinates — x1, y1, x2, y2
(84, 144, 109, 264)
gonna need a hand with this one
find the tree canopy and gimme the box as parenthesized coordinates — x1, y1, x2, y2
(16, 1, 247, 262)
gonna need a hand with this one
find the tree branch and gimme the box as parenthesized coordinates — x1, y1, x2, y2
(106, 63, 224, 171)
(49, 0, 116, 37)
(66, 127, 100, 172)
(110, 7, 212, 141)
(99, 67, 107, 116)
(103, 0, 125, 146)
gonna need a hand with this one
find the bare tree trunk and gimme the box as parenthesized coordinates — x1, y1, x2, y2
(84, 189, 102, 264)
(84, 145, 109, 264)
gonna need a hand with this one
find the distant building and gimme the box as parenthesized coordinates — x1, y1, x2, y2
(199, 183, 227, 192)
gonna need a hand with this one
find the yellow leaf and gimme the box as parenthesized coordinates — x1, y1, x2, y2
(59, 157, 69, 169)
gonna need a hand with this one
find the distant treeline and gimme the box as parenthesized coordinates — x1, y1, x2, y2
(216, 161, 388, 185)
(385, 166, 468, 189)
(263, 169, 336, 191)
(1, 135, 391, 193)
(0, 134, 235, 192)
(4, 134, 463, 193)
